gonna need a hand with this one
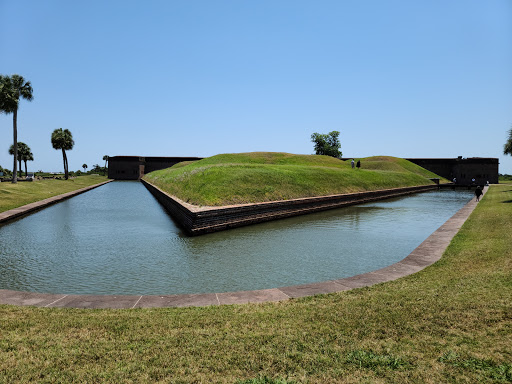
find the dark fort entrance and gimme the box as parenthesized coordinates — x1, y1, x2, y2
(108, 156, 203, 180)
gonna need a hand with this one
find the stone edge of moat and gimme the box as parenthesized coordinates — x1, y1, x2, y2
(0, 179, 114, 225)
(0, 186, 485, 309)
(141, 179, 440, 235)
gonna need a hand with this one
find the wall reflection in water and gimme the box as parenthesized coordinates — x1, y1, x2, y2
(0, 182, 474, 295)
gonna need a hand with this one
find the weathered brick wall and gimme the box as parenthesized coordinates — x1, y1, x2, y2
(141, 179, 437, 236)
(108, 156, 202, 180)
(406, 157, 499, 185)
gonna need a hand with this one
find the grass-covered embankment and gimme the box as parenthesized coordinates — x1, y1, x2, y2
(0, 175, 107, 213)
(144, 152, 445, 206)
(1, 184, 510, 383)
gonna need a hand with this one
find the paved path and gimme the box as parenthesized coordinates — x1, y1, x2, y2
(0, 186, 486, 309)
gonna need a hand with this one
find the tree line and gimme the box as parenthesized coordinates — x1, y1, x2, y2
(1, 74, 109, 181)
(0, 74, 32, 182)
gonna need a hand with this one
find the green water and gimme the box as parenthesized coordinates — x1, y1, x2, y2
(0, 181, 473, 295)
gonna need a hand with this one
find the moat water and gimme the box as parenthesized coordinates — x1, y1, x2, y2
(0, 181, 474, 295)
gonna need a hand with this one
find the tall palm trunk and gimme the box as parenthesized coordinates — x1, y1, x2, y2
(12, 109, 17, 183)
(61, 148, 66, 179)
(62, 148, 69, 180)
(24, 160, 28, 176)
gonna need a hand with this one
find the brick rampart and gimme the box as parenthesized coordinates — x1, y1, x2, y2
(141, 179, 438, 235)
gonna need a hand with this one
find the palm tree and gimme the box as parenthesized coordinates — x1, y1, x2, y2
(51, 128, 74, 180)
(8, 142, 30, 177)
(505, 128, 512, 156)
(21, 150, 33, 177)
(82, 163, 88, 173)
(0, 74, 33, 183)
(102, 155, 109, 176)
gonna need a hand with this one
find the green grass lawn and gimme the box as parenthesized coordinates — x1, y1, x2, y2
(0, 175, 108, 213)
(144, 152, 446, 206)
(1, 184, 510, 383)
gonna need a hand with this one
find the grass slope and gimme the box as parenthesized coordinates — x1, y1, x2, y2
(144, 152, 445, 206)
(0, 175, 107, 213)
(0, 184, 510, 383)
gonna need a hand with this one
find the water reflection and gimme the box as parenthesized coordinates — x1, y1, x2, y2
(0, 182, 474, 295)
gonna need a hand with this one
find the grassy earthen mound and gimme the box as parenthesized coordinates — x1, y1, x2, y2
(143, 152, 445, 206)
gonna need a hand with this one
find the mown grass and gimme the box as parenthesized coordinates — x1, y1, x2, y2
(0, 175, 107, 213)
(0, 184, 510, 383)
(144, 152, 446, 206)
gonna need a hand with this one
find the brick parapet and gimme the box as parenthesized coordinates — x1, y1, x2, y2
(141, 179, 438, 235)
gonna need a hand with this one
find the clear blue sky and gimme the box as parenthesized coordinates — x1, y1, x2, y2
(1, 0, 511, 174)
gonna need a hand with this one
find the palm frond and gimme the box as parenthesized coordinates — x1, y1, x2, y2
(504, 128, 512, 156)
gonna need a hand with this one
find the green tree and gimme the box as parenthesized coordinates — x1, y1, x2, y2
(51, 128, 74, 180)
(103, 155, 109, 169)
(8, 142, 31, 177)
(311, 131, 342, 158)
(82, 163, 88, 172)
(504, 128, 512, 156)
(22, 151, 34, 176)
(0, 164, 11, 176)
(0, 74, 33, 183)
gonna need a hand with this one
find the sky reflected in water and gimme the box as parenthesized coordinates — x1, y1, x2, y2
(0, 182, 474, 295)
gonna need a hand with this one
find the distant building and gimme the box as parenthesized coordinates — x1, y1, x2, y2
(405, 157, 498, 185)
(108, 156, 202, 180)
